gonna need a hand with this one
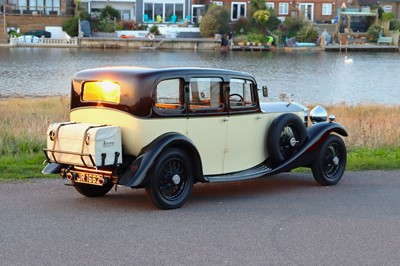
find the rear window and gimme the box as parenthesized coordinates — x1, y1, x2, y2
(154, 78, 185, 113)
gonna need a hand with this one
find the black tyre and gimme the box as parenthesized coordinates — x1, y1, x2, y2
(74, 180, 114, 197)
(145, 149, 193, 210)
(311, 134, 347, 186)
(267, 114, 307, 166)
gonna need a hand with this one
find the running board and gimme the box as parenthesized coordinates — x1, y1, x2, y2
(204, 163, 273, 183)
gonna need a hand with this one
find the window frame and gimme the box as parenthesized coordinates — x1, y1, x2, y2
(278, 3, 289, 15)
(322, 3, 332, 16)
(228, 78, 257, 112)
(153, 78, 186, 116)
(188, 77, 225, 114)
(231, 2, 247, 21)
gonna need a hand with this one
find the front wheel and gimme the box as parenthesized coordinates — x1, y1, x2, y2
(74, 180, 114, 197)
(311, 134, 347, 186)
(145, 149, 193, 210)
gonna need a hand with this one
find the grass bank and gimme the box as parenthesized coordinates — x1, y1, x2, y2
(0, 97, 399, 179)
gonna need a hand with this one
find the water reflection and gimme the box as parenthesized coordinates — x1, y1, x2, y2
(0, 47, 399, 105)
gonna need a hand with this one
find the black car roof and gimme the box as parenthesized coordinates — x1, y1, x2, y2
(73, 66, 255, 81)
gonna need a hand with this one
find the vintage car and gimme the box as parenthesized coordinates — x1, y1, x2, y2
(43, 67, 348, 209)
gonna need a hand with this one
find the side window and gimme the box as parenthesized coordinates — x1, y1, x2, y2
(154, 79, 184, 113)
(189, 77, 223, 111)
(229, 78, 256, 109)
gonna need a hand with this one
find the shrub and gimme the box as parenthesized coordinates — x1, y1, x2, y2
(296, 25, 318, 42)
(389, 19, 400, 31)
(234, 17, 250, 34)
(199, 5, 230, 37)
(96, 18, 115, 32)
(265, 14, 281, 32)
(367, 24, 381, 42)
(284, 17, 305, 37)
(382, 12, 394, 22)
(149, 25, 160, 35)
(253, 10, 270, 26)
(199, 14, 218, 37)
(233, 34, 248, 44)
(100, 5, 121, 20)
(118, 20, 147, 30)
(62, 17, 79, 37)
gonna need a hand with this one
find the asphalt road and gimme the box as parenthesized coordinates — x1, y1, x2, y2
(1, 170, 400, 265)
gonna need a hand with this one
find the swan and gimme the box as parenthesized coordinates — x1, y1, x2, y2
(345, 56, 353, 64)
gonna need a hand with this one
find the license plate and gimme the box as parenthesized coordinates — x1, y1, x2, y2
(75, 171, 105, 186)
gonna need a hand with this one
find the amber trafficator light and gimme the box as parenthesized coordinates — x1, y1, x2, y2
(82, 80, 121, 104)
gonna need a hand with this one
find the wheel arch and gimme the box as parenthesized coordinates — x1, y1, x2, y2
(119, 132, 204, 187)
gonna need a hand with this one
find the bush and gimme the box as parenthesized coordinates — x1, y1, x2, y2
(233, 34, 248, 44)
(100, 5, 121, 20)
(382, 12, 394, 22)
(296, 25, 318, 42)
(253, 10, 270, 26)
(265, 14, 281, 32)
(389, 19, 400, 31)
(199, 14, 218, 37)
(149, 25, 160, 35)
(118, 20, 147, 30)
(367, 24, 381, 42)
(96, 18, 115, 32)
(234, 17, 250, 34)
(62, 17, 79, 37)
(284, 17, 305, 37)
(199, 5, 230, 37)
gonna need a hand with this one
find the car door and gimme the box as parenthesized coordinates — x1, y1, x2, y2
(185, 77, 228, 175)
(223, 78, 268, 174)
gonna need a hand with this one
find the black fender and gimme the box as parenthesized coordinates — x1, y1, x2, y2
(42, 163, 63, 174)
(118, 132, 204, 187)
(266, 122, 348, 174)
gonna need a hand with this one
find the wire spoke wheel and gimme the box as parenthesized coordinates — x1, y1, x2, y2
(158, 159, 187, 200)
(312, 134, 347, 186)
(279, 123, 301, 160)
(146, 149, 193, 209)
(267, 114, 307, 166)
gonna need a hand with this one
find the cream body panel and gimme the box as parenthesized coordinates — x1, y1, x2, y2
(186, 116, 228, 175)
(70, 108, 186, 157)
(70, 108, 227, 175)
(224, 113, 272, 173)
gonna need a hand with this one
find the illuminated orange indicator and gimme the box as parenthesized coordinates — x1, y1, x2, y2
(82, 80, 121, 104)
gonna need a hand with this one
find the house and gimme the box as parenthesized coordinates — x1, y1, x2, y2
(2, 0, 73, 15)
(79, 0, 192, 23)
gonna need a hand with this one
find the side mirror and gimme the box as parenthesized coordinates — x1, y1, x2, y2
(262, 86, 268, 98)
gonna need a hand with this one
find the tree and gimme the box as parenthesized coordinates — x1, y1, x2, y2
(249, 0, 267, 13)
(253, 10, 270, 26)
(199, 5, 230, 37)
(100, 5, 121, 20)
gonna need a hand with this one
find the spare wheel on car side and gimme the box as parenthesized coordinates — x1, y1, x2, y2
(267, 113, 307, 166)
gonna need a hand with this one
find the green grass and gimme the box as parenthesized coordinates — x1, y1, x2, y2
(0, 152, 50, 179)
(347, 147, 400, 171)
(0, 147, 398, 180)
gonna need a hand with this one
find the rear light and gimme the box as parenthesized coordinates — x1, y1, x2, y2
(82, 80, 121, 104)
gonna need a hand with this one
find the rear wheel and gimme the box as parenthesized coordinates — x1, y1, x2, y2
(74, 180, 114, 197)
(145, 149, 193, 210)
(311, 134, 347, 186)
(267, 114, 307, 166)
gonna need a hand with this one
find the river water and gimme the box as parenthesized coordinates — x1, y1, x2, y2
(0, 47, 399, 105)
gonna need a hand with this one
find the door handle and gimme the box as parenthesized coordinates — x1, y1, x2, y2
(222, 117, 229, 122)
(256, 115, 262, 120)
